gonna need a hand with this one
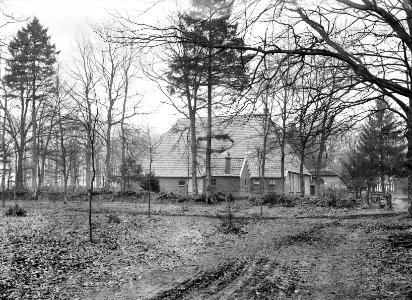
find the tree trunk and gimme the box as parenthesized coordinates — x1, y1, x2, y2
(32, 62, 38, 200)
(86, 138, 91, 188)
(379, 102, 386, 196)
(16, 146, 24, 189)
(407, 111, 412, 215)
(280, 141, 285, 194)
(38, 156, 45, 192)
(315, 132, 327, 197)
(189, 113, 198, 195)
(300, 150, 305, 197)
(1, 94, 7, 207)
(148, 154, 152, 218)
(205, 23, 213, 203)
(279, 98, 286, 194)
(105, 121, 112, 189)
(58, 104, 68, 203)
(260, 104, 269, 215)
(96, 150, 101, 188)
(120, 102, 127, 192)
(121, 132, 126, 192)
(89, 124, 96, 243)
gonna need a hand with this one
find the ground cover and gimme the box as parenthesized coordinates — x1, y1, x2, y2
(1, 199, 411, 299)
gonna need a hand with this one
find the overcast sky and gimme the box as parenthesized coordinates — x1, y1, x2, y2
(1, 0, 181, 133)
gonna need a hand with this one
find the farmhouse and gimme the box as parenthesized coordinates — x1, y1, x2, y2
(309, 169, 348, 196)
(147, 116, 311, 196)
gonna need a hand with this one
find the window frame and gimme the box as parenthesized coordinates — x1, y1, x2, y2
(253, 178, 260, 186)
(211, 178, 217, 186)
(269, 179, 276, 186)
(178, 179, 186, 186)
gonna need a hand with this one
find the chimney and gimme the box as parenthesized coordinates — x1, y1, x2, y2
(225, 152, 231, 174)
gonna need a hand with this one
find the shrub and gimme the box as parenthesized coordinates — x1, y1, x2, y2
(13, 188, 32, 200)
(262, 192, 283, 205)
(249, 193, 299, 207)
(283, 195, 297, 207)
(139, 172, 160, 193)
(107, 213, 121, 224)
(334, 197, 357, 209)
(217, 211, 245, 234)
(5, 204, 27, 217)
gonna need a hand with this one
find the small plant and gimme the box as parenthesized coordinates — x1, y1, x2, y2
(283, 196, 296, 207)
(217, 210, 247, 235)
(107, 213, 121, 224)
(139, 172, 160, 193)
(5, 204, 27, 217)
(249, 193, 299, 207)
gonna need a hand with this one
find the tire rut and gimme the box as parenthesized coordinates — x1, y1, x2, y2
(148, 223, 334, 300)
(147, 257, 300, 300)
(147, 259, 248, 300)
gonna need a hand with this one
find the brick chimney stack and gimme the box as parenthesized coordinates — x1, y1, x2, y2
(225, 152, 231, 174)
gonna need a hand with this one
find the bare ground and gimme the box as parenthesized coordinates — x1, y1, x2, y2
(1, 199, 412, 300)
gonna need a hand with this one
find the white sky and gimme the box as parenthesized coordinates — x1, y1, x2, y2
(1, 0, 182, 133)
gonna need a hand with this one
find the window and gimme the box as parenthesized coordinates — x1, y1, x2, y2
(269, 179, 276, 186)
(211, 178, 217, 186)
(254, 179, 260, 186)
(178, 180, 186, 186)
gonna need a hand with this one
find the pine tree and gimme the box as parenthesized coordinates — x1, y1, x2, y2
(166, 13, 209, 196)
(4, 17, 57, 194)
(342, 147, 373, 200)
(188, 0, 250, 202)
(357, 99, 406, 197)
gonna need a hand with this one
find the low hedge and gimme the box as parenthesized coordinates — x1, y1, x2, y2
(250, 192, 358, 209)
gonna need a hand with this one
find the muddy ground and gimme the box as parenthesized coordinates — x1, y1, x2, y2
(1, 199, 412, 299)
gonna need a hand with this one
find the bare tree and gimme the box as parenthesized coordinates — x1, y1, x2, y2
(94, 37, 125, 189)
(119, 46, 140, 192)
(68, 34, 99, 190)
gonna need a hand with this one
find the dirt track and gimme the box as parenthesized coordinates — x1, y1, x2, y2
(142, 218, 412, 300)
(2, 200, 412, 300)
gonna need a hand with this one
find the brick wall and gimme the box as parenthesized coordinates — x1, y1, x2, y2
(202, 176, 241, 195)
(249, 177, 284, 194)
(159, 176, 240, 195)
(159, 174, 311, 196)
(158, 177, 189, 195)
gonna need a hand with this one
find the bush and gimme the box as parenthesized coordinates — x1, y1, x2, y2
(217, 211, 245, 234)
(13, 188, 32, 200)
(139, 172, 160, 193)
(5, 204, 27, 217)
(107, 213, 121, 224)
(334, 197, 357, 209)
(249, 193, 298, 207)
(283, 195, 297, 207)
(262, 193, 283, 205)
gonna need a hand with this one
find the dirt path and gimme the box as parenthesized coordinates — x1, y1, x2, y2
(3, 201, 411, 300)
(143, 219, 412, 300)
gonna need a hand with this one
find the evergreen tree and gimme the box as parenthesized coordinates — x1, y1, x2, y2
(357, 99, 406, 196)
(342, 148, 371, 200)
(166, 13, 209, 196)
(4, 17, 57, 193)
(188, 0, 250, 202)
